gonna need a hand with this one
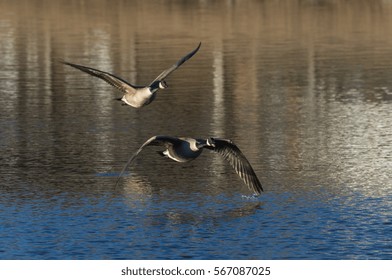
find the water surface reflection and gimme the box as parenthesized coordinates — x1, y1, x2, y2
(0, 0, 391, 259)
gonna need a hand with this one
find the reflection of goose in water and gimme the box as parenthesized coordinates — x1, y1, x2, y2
(115, 136, 263, 195)
(61, 42, 201, 108)
(163, 201, 263, 225)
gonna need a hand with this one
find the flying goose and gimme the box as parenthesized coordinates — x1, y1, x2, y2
(115, 136, 263, 195)
(62, 42, 201, 108)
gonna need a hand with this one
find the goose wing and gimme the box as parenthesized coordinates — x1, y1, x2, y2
(62, 61, 138, 94)
(115, 136, 180, 188)
(149, 42, 201, 85)
(207, 139, 263, 195)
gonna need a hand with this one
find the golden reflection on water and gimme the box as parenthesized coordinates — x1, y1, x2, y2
(0, 0, 391, 197)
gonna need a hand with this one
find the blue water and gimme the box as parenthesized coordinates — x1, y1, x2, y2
(1, 182, 391, 259)
(1, 0, 392, 260)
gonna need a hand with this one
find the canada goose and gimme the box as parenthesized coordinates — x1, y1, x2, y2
(62, 42, 201, 108)
(115, 136, 263, 195)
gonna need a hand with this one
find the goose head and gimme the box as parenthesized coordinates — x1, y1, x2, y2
(159, 80, 168, 89)
(206, 137, 216, 148)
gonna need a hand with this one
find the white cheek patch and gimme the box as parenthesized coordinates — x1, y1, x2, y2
(159, 82, 167, 89)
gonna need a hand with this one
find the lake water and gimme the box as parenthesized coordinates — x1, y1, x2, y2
(0, 0, 391, 259)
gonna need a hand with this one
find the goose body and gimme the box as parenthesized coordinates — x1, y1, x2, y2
(62, 42, 201, 108)
(116, 136, 263, 195)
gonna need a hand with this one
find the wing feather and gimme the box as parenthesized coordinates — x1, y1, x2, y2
(150, 42, 201, 85)
(115, 136, 180, 188)
(62, 61, 137, 94)
(209, 139, 263, 195)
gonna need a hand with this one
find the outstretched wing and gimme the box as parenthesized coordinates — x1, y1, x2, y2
(149, 42, 201, 85)
(61, 61, 138, 94)
(115, 135, 180, 188)
(207, 139, 263, 195)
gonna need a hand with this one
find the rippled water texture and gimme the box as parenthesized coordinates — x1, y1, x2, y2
(0, 0, 391, 259)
